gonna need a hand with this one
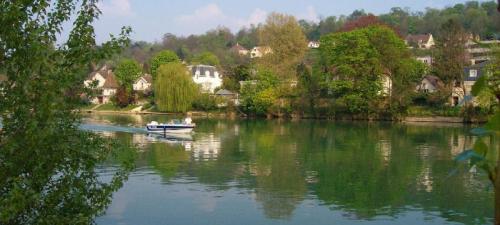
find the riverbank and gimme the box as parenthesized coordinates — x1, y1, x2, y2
(78, 108, 487, 124)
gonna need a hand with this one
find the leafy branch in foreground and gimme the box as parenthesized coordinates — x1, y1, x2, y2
(0, 1, 135, 224)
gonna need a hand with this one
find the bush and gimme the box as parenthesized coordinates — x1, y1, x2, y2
(192, 93, 218, 111)
(112, 86, 136, 108)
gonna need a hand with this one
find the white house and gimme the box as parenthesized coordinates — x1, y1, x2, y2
(133, 74, 152, 92)
(189, 65, 222, 93)
(308, 41, 320, 49)
(416, 55, 433, 66)
(451, 61, 489, 106)
(416, 75, 442, 93)
(84, 67, 119, 104)
(250, 46, 272, 58)
(405, 34, 435, 49)
(231, 43, 249, 56)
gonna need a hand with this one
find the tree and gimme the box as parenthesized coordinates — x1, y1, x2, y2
(258, 12, 308, 79)
(191, 51, 220, 66)
(154, 62, 198, 112)
(433, 19, 468, 100)
(320, 25, 422, 115)
(115, 59, 142, 89)
(150, 50, 180, 77)
(0, 1, 134, 224)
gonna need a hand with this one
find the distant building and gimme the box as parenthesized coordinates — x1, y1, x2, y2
(416, 55, 433, 66)
(451, 61, 489, 106)
(416, 75, 442, 93)
(215, 89, 239, 106)
(466, 39, 499, 65)
(83, 66, 119, 104)
(189, 64, 222, 93)
(250, 46, 272, 58)
(405, 34, 435, 49)
(133, 74, 152, 92)
(231, 43, 249, 56)
(308, 41, 320, 49)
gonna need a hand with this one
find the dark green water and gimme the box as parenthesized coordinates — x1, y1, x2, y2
(85, 114, 494, 225)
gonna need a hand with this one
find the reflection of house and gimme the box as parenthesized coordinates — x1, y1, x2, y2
(307, 41, 320, 49)
(231, 43, 249, 56)
(405, 34, 435, 49)
(250, 46, 272, 58)
(0, 74, 7, 95)
(84, 66, 119, 104)
(189, 65, 223, 93)
(451, 61, 489, 106)
(190, 134, 220, 161)
(416, 75, 442, 93)
(133, 74, 152, 92)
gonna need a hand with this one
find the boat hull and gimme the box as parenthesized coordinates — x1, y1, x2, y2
(146, 125, 195, 134)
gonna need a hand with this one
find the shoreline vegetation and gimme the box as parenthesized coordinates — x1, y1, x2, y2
(78, 106, 485, 123)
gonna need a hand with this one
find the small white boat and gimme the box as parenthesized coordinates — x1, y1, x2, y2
(146, 118, 195, 134)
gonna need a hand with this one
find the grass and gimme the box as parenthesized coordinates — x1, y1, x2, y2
(94, 103, 139, 111)
(407, 105, 461, 117)
(79, 104, 98, 110)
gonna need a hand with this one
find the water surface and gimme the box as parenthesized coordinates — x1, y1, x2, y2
(86, 114, 493, 225)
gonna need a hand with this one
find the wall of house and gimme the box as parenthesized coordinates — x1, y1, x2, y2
(84, 73, 106, 88)
(133, 79, 151, 91)
(192, 70, 222, 93)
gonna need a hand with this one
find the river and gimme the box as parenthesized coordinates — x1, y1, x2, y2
(83, 114, 494, 225)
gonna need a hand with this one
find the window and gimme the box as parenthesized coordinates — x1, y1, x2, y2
(469, 69, 477, 78)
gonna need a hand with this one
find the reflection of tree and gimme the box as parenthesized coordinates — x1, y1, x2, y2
(243, 121, 307, 219)
(147, 143, 190, 181)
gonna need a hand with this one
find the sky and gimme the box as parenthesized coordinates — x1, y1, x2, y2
(85, 0, 487, 43)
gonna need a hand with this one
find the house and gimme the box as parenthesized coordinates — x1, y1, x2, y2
(231, 43, 249, 56)
(451, 61, 489, 106)
(250, 46, 272, 58)
(380, 73, 392, 96)
(133, 74, 152, 92)
(466, 39, 499, 65)
(84, 67, 119, 104)
(416, 55, 433, 66)
(308, 41, 320, 49)
(215, 89, 239, 106)
(405, 34, 435, 49)
(416, 75, 442, 93)
(189, 64, 222, 93)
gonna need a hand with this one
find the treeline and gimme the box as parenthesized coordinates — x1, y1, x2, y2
(111, 1, 499, 72)
(105, 1, 498, 119)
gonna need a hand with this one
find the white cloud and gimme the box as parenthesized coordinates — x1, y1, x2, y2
(298, 6, 319, 22)
(175, 4, 268, 34)
(237, 8, 268, 27)
(97, 0, 134, 17)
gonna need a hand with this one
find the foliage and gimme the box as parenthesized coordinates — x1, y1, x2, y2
(0, 1, 135, 224)
(321, 26, 412, 115)
(192, 93, 219, 111)
(258, 12, 308, 79)
(154, 62, 198, 112)
(454, 42, 500, 225)
(240, 68, 280, 115)
(115, 59, 142, 89)
(150, 50, 180, 77)
(112, 86, 136, 108)
(432, 19, 468, 93)
(222, 64, 252, 91)
(191, 51, 220, 67)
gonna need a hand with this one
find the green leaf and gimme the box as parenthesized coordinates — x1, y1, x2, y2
(485, 111, 500, 132)
(471, 75, 487, 96)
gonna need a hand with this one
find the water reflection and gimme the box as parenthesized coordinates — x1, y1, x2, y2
(89, 115, 493, 225)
